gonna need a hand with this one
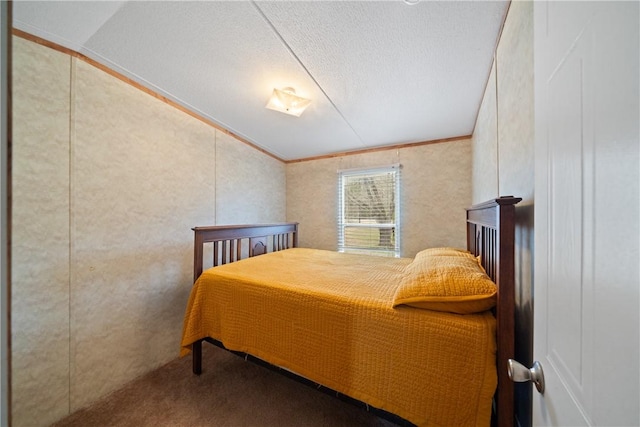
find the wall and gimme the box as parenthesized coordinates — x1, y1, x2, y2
(215, 131, 285, 225)
(471, 61, 498, 201)
(11, 36, 285, 427)
(0, 4, 9, 426)
(287, 139, 472, 258)
(471, 2, 534, 426)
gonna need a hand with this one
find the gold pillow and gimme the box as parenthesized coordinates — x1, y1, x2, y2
(414, 247, 476, 259)
(393, 251, 497, 314)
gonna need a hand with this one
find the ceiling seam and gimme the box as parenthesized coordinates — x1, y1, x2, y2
(80, 1, 128, 47)
(250, 1, 366, 147)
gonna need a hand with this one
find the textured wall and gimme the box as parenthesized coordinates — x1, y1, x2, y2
(12, 36, 285, 426)
(0, 6, 8, 425)
(287, 139, 472, 258)
(471, 61, 499, 202)
(215, 131, 285, 225)
(471, 2, 534, 426)
(12, 37, 71, 427)
(69, 58, 218, 411)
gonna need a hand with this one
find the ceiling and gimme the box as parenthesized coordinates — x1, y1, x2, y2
(13, 1, 509, 161)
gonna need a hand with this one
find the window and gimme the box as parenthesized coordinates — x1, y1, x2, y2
(338, 164, 401, 257)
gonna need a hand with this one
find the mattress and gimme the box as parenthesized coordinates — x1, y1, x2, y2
(181, 248, 497, 426)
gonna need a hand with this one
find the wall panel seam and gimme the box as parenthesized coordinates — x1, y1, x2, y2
(495, 55, 501, 196)
(67, 55, 76, 418)
(214, 131, 217, 225)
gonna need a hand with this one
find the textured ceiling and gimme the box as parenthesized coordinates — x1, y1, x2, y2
(13, 1, 509, 161)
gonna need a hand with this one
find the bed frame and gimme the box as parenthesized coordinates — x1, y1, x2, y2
(190, 196, 520, 427)
(466, 196, 521, 427)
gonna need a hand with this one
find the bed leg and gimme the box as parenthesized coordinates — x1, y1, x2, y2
(193, 339, 202, 375)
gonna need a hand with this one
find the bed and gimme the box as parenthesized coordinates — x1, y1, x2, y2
(180, 197, 520, 427)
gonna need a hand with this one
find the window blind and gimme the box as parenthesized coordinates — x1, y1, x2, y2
(337, 164, 401, 257)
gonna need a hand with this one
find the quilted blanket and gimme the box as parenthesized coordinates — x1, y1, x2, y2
(181, 248, 496, 426)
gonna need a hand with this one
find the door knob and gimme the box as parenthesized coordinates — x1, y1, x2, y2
(507, 359, 545, 393)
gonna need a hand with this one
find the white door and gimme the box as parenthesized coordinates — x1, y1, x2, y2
(533, 1, 639, 425)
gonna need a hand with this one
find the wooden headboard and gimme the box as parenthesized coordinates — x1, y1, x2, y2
(466, 196, 521, 427)
(191, 223, 298, 282)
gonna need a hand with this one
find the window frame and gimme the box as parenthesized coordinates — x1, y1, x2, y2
(337, 164, 401, 257)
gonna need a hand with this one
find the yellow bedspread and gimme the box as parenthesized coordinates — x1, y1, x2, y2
(181, 248, 497, 426)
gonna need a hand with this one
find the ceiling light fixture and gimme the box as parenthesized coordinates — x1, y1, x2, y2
(265, 87, 311, 117)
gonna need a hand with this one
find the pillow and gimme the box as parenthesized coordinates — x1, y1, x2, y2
(476, 255, 488, 275)
(414, 247, 475, 259)
(416, 247, 488, 274)
(393, 251, 497, 314)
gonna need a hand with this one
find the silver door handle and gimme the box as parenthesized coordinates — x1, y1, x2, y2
(507, 359, 545, 394)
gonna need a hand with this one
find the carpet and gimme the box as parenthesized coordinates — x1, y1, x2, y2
(52, 343, 402, 427)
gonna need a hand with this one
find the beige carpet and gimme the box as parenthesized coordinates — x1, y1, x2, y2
(52, 343, 404, 427)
